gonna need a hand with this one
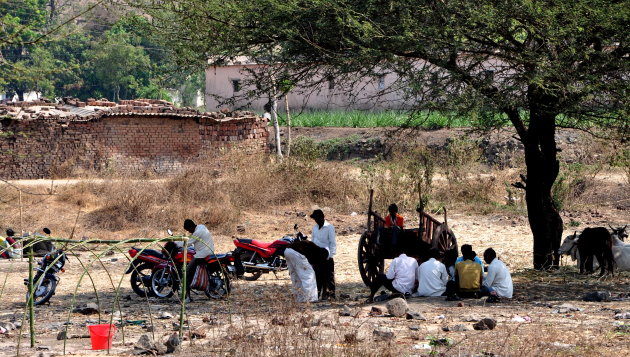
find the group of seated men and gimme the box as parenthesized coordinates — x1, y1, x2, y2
(369, 243, 513, 303)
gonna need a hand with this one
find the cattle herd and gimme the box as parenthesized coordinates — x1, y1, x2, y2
(558, 225, 629, 275)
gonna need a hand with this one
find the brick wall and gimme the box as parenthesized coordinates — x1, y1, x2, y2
(0, 114, 269, 179)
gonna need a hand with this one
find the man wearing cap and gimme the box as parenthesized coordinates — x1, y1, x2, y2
(310, 209, 337, 300)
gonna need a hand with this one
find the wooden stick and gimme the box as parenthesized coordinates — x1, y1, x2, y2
(367, 189, 374, 231)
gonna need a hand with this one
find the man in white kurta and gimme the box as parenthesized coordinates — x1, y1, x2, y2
(368, 252, 418, 301)
(482, 248, 513, 300)
(310, 209, 336, 299)
(416, 249, 449, 297)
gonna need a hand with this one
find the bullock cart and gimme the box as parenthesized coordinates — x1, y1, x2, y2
(358, 190, 458, 287)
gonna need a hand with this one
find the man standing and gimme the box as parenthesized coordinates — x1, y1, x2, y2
(368, 251, 418, 301)
(481, 248, 513, 302)
(183, 219, 215, 302)
(415, 248, 449, 297)
(310, 209, 336, 300)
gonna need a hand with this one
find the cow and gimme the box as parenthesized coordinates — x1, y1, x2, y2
(559, 228, 630, 273)
(609, 225, 628, 242)
(558, 227, 615, 275)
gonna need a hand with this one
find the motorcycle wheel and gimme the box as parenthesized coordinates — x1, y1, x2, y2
(238, 250, 264, 281)
(150, 267, 177, 298)
(130, 263, 155, 297)
(205, 269, 230, 299)
(26, 276, 57, 306)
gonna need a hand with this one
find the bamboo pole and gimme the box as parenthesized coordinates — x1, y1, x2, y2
(179, 238, 188, 340)
(28, 245, 35, 347)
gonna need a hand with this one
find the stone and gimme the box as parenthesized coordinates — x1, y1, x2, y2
(408, 325, 420, 331)
(369, 306, 384, 315)
(344, 332, 357, 344)
(473, 318, 497, 330)
(237, 225, 246, 233)
(457, 302, 465, 307)
(191, 326, 207, 339)
(406, 311, 427, 321)
(339, 305, 353, 316)
(0, 322, 16, 331)
(614, 312, 630, 320)
(583, 291, 611, 302)
(373, 326, 395, 341)
(552, 303, 583, 314)
(451, 324, 469, 332)
(164, 333, 181, 353)
(158, 311, 174, 319)
(133, 334, 156, 355)
(56, 331, 66, 340)
(386, 297, 408, 317)
(72, 303, 99, 315)
(462, 315, 481, 322)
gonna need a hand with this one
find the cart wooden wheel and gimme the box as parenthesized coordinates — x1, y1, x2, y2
(358, 231, 384, 287)
(431, 223, 458, 254)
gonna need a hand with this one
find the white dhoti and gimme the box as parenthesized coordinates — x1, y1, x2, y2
(284, 248, 318, 302)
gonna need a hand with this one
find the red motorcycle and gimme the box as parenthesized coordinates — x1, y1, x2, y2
(126, 234, 195, 297)
(150, 251, 235, 299)
(232, 225, 307, 280)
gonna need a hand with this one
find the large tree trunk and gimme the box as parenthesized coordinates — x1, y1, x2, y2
(524, 88, 563, 270)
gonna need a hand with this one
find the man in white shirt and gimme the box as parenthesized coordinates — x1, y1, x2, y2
(481, 248, 513, 301)
(310, 209, 336, 299)
(416, 248, 449, 297)
(368, 252, 418, 302)
(183, 219, 215, 302)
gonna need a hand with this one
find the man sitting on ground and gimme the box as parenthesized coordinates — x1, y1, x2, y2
(481, 248, 513, 302)
(452, 249, 483, 298)
(368, 251, 418, 302)
(415, 248, 449, 297)
(454, 244, 484, 275)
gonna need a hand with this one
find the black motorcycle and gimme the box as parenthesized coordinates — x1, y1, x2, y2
(24, 249, 67, 305)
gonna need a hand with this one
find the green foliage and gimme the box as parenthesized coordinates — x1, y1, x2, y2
(287, 110, 477, 128)
(290, 136, 327, 162)
(0, 8, 199, 104)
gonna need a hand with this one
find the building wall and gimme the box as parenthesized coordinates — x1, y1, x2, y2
(205, 64, 409, 112)
(0, 114, 268, 179)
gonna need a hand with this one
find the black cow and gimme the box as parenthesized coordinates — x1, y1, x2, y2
(577, 227, 614, 275)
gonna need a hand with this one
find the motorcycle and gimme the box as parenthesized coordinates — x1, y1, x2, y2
(24, 249, 67, 305)
(126, 231, 195, 297)
(232, 224, 307, 280)
(150, 251, 235, 300)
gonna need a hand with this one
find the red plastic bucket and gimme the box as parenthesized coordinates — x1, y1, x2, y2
(87, 324, 116, 350)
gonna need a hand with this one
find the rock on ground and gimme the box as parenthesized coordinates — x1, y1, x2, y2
(386, 297, 408, 317)
(72, 303, 99, 315)
(373, 326, 395, 341)
(473, 318, 497, 330)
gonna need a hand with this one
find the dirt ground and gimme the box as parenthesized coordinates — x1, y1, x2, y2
(0, 208, 628, 356)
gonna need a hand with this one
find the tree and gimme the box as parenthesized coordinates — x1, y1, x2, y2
(84, 30, 153, 101)
(134, 0, 629, 269)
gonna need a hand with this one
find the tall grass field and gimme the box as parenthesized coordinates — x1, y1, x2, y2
(280, 110, 478, 128)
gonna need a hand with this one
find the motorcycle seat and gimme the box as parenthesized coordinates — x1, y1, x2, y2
(249, 240, 274, 249)
(140, 248, 165, 259)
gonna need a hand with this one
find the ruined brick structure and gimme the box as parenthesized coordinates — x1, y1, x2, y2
(0, 98, 269, 179)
